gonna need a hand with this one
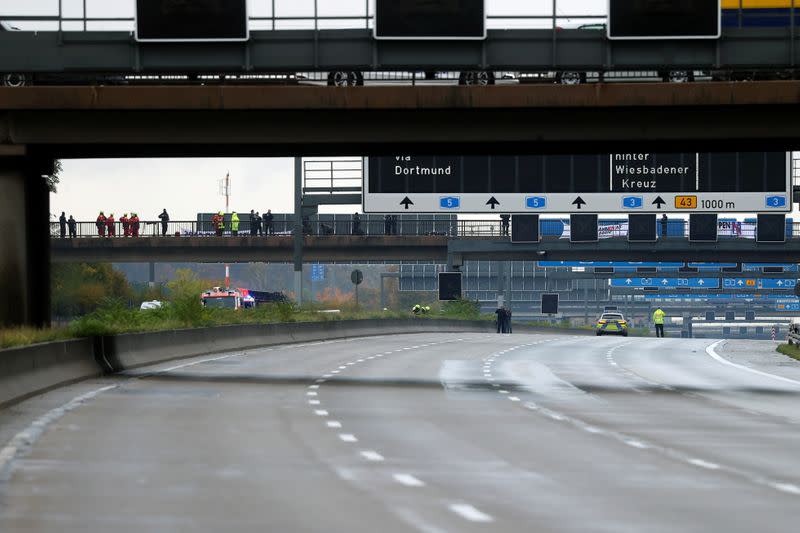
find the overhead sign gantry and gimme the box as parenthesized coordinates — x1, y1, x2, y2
(135, 0, 249, 42)
(374, 0, 487, 40)
(608, 0, 721, 40)
(364, 152, 790, 214)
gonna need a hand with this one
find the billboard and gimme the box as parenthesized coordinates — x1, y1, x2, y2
(136, 0, 249, 42)
(374, 0, 486, 40)
(608, 0, 721, 40)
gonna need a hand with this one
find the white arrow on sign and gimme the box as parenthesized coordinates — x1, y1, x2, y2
(778, 281, 784, 286)
(661, 279, 669, 285)
(626, 279, 633, 284)
(698, 280, 705, 285)
(738, 280, 744, 286)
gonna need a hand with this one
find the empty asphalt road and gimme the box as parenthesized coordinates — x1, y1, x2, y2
(2, 332, 800, 532)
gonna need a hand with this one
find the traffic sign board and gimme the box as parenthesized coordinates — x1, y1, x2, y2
(611, 278, 720, 289)
(723, 278, 758, 288)
(364, 153, 790, 213)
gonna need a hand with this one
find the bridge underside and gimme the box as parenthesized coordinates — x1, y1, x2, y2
(4, 84, 800, 158)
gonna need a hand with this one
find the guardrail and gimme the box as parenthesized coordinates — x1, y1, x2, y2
(49, 218, 798, 240)
(788, 324, 800, 345)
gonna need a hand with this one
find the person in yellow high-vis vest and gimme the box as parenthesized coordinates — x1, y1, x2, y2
(653, 308, 666, 338)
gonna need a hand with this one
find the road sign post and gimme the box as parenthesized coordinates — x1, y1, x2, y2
(351, 269, 364, 307)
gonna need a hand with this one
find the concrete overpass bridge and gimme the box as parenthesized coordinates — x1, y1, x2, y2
(50, 234, 800, 265)
(6, 81, 800, 326)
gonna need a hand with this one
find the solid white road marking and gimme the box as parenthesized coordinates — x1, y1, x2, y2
(393, 473, 425, 487)
(625, 440, 649, 449)
(360, 451, 385, 462)
(339, 433, 358, 443)
(448, 504, 494, 523)
(326, 421, 343, 428)
(706, 341, 800, 387)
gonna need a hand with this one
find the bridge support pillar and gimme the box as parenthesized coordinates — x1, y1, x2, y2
(0, 157, 52, 327)
(293, 157, 304, 305)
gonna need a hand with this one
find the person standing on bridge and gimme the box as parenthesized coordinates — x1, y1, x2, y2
(58, 212, 67, 238)
(96, 212, 106, 237)
(264, 209, 274, 235)
(106, 213, 115, 237)
(121, 213, 130, 237)
(158, 209, 170, 237)
(653, 307, 666, 338)
(130, 213, 140, 237)
(352, 212, 362, 235)
(67, 215, 77, 239)
(661, 214, 669, 239)
(500, 214, 510, 237)
(231, 211, 240, 236)
(254, 212, 263, 236)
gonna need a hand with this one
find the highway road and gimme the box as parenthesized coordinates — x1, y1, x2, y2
(2, 332, 800, 532)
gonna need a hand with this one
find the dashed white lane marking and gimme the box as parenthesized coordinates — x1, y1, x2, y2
(360, 450, 385, 462)
(448, 503, 494, 523)
(339, 366, 347, 369)
(314, 410, 329, 416)
(339, 433, 358, 443)
(508, 396, 521, 402)
(326, 421, 343, 428)
(706, 340, 800, 387)
(689, 459, 721, 470)
(310, 384, 321, 388)
(773, 483, 800, 495)
(393, 473, 426, 487)
(308, 400, 321, 405)
(331, 370, 340, 374)
(498, 390, 509, 394)
(323, 374, 333, 378)
(306, 392, 318, 396)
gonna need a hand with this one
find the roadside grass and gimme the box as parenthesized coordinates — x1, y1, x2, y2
(777, 343, 800, 362)
(0, 327, 73, 350)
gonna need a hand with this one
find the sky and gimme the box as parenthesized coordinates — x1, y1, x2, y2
(4, 1, 797, 220)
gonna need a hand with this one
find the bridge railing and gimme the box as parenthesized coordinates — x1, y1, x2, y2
(49, 219, 800, 240)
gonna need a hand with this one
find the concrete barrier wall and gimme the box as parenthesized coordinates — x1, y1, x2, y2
(0, 338, 98, 406)
(0, 319, 593, 407)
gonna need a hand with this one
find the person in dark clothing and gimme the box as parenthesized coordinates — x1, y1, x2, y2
(96, 212, 106, 237)
(384, 214, 392, 235)
(58, 212, 67, 238)
(67, 215, 77, 238)
(249, 210, 256, 236)
(264, 209, 274, 235)
(500, 214, 510, 237)
(158, 209, 170, 236)
(661, 214, 668, 238)
(302, 216, 313, 235)
(495, 307, 506, 334)
(504, 306, 513, 334)
(254, 212, 263, 236)
(352, 213, 362, 235)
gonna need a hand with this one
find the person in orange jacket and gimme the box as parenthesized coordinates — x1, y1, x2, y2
(121, 213, 130, 237)
(106, 213, 115, 237)
(96, 212, 106, 237)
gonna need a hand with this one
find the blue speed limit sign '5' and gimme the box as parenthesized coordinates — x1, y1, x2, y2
(439, 197, 461, 209)
(526, 197, 546, 209)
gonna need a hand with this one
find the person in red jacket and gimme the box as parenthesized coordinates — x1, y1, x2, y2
(130, 213, 140, 237)
(96, 212, 106, 237)
(106, 213, 115, 237)
(121, 213, 130, 237)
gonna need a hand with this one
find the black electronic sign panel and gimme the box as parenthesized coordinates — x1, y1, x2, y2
(136, 0, 249, 42)
(571, 214, 599, 243)
(541, 294, 559, 315)
(628, 214, 657, 242)
(689, 214, 718, 242)
(375, 0, 486, 40)
(608, 0, 720, 40)
(511, 215, 540, 243)
(438, 272, 463, 301)
(756, 214, 786, 243)
(366, 153, 789, 214)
